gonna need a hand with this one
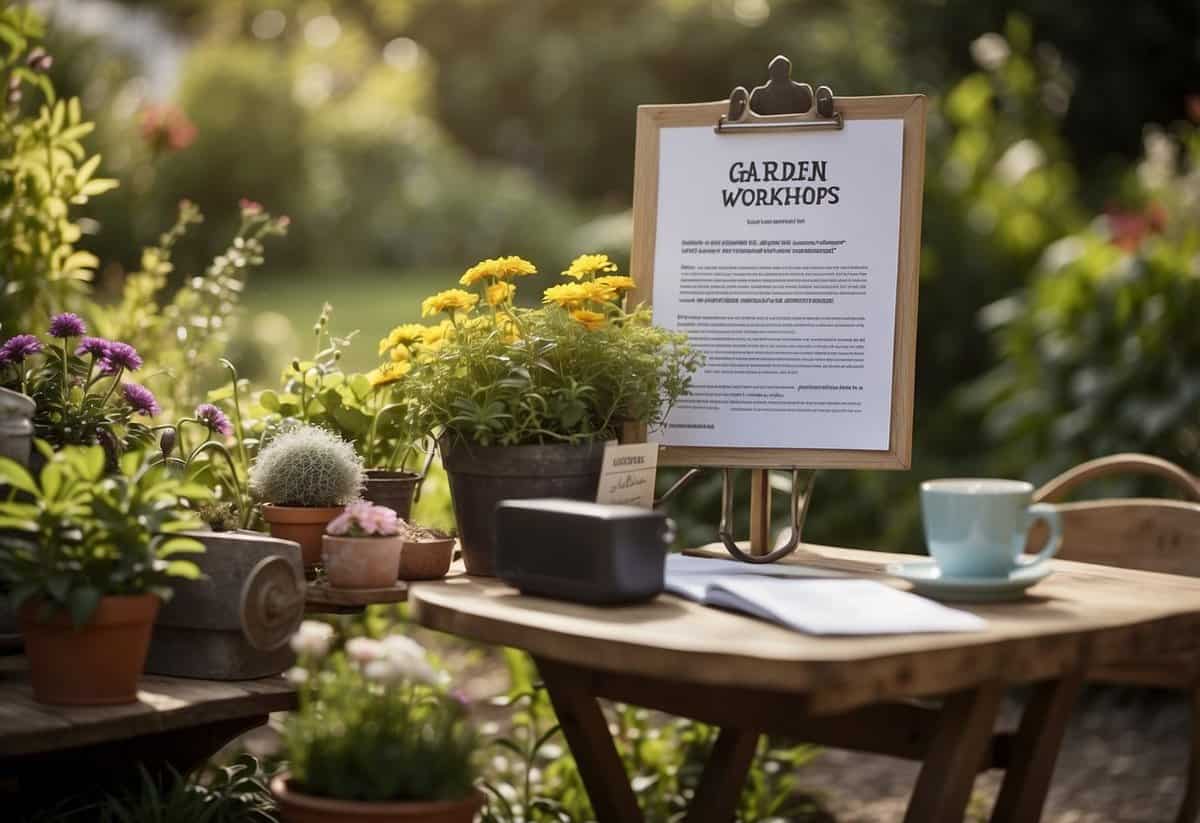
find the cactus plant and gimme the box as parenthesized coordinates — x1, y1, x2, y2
(249, 425, 365, 507)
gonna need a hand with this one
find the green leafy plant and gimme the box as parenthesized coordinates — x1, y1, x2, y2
(248, 423, 365, 507)
(283, 622, 478, 803)
(18, 754, 279, 823)
(0, 3, 118, 333)
(479, 651, 825, 822)
(975, 122, 1200, 478)
(251, 304, 424, 471)
(0, 444, 207, 626)
(398, 254, 701, 447)
(92, 198, 289, 413)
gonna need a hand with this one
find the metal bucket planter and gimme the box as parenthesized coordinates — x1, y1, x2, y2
(144, 530, 305, 680)
(0, 387, 34, 467)
(362, 446, 435, 521)
(362, 471, 421, 521)
(439, 438, 605, 576)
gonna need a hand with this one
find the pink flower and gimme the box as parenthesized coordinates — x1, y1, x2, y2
(326, 501, 399, 537)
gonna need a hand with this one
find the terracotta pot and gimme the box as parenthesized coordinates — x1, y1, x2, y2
(397, 537, 456, 581)
(262, 505, 344, 569)
(322, 535, 403, 589)
(272, 775, 484, 823)
(19, 594, 160, 706)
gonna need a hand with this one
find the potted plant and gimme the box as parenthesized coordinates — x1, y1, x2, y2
(250, 305, 432, 522)
(0, 386, 34, 467)
(249, 423, 365, 569)
(0, 316, 163, 469)
(396, 522, 456, 581)
(399, 254, 701, 575)
(273, 622, 482, 822)
(0, 446, 206, 705)
(322, 501, 405, 589)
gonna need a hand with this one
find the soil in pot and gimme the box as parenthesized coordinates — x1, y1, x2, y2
(397, 537, 456, 580)
(439, 438, 604, 576)
(272, 775, 484, 823)
(20, 594, 160, 705)
(323, 535, 404, 589)
(262, 505, 344, 570)
(362, 470, 421, 522)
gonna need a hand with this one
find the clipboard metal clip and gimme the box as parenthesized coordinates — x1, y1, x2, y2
(716, 55, 842, 134)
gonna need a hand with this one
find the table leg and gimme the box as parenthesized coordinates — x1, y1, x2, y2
(536, 658, 644, 823)
(990, 672, 1083, 823)
(904, 683, 1005, 823)
(684, 727, 760, 823)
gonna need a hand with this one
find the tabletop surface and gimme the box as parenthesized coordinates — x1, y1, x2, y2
(0, 655, 296, 758)
(411, 543, 1200, 714)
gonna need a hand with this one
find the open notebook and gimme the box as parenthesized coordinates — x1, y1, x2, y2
(664, 554, 985, 635)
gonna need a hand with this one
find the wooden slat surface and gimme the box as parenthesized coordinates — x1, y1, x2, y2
(0, 656, 295, 757)
(410, 543, 1200, 715)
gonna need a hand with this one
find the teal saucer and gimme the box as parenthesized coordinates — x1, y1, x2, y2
(885, 560, 1052, 603)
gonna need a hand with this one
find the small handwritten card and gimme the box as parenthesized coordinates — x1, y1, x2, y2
(595, 442, 659, 508)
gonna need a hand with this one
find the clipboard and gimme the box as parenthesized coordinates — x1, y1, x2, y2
(630, 56, 927, 561)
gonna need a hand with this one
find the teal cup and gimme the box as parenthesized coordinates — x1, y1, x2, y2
(920, 479, 1063, 579)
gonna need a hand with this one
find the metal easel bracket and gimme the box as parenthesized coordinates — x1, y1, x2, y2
(716, 55, 842, 134)
(719, 468, 816, 564)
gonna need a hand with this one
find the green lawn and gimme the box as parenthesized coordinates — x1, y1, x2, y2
(241, 267, 445, 374)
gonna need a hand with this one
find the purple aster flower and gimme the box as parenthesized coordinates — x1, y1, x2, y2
(103, 341, 143, 372)
(0, 334, 43, 364)
(195, 403, 233, 435)
(48, 312, 86, 339)
(75, 336, 111, 359)
(121, 382, 160, 417)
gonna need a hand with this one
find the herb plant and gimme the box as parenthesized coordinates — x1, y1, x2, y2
(283, 623, 478, 803)
(0, 445, 207, 626)
(395, 254, 702, 447)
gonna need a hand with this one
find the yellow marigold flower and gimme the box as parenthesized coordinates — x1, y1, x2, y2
(421, 288, 479, 318)
(594, 275, 636, 292)
(389, 345, 411, 362)
(570, 309, 607, 331)
(459, 256, 538, 286)
(378, 323, 426, 354)
(562, 253, 618, 280)
(368, 360, 411, 388)
(543, 282, 590, 308)
(579, 280, 618, 303)
(486, 281, 516, 306)
(421, 321, 452, 345)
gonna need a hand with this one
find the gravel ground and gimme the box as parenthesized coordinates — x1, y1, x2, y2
(798, 687, 1192, 822)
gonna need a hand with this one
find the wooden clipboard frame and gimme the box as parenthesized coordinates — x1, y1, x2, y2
(629, 93, 927, 471)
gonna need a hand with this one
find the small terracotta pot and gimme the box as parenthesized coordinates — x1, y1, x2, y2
(272, 775, 484, 823)
(20, 594, 160, 706)
(322, 535, 404, 589)
(262, 505, 344, 569)
(397, 538, 456, 581)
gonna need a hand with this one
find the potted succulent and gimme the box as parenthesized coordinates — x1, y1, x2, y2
(396, 522, 456, 581)
(250, 423, 365, 569)
(0, 446, 206, 705)
(273, 622, 482, 822)
(251, 305, 432, 521)
(399, 254, 702, 575)
(322, 501, 405, 589)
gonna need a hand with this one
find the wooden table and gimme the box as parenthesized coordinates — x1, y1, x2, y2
(411, 543, 1200, 823)
(0, 655, 295, 802)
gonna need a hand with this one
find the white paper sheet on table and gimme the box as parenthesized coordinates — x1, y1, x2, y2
(664, 555, 986, 635)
